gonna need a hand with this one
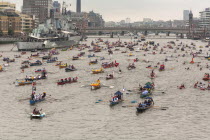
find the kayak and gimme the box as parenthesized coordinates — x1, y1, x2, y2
(30, 113, 46, 119)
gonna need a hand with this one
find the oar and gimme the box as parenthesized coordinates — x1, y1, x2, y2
(95, 100, 109, 103)
(81, 85, 89, 88)
(153, 106, 168, 110)
(122, 105, 137, 108)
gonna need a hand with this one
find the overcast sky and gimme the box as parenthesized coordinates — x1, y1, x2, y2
(5, 0, 210, 22)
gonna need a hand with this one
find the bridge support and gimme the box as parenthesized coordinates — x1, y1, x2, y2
(98, 31, 103, 36)
(121, 31, 125, 36)
(144, 30, 148, 36)
(110, 32, 114, 38)
(155, 32, 159, 36)
(166, 32, 170, 36)
(180, 33, 184, 39)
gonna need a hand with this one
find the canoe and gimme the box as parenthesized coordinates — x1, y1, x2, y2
(30, 113, 46, 119)
(29, 98, 45, 105)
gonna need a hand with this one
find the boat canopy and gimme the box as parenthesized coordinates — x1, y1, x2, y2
(145, 97, 153, 100)
(114, 91, 123, 96)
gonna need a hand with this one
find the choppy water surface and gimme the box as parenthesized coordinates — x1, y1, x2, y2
(0, 37, 210, 140)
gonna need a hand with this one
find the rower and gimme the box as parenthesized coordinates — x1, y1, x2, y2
(42, 92, 46, 98)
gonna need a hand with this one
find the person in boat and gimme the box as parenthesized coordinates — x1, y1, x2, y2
(139, 84, 143, 91)
(207, 85, 210, 90)
(138, 103, 142, 108)
(194, 82, 198, 88)
(151, 70, 155, 77)
(72, 65, 75, 69)
(117, 94, 121, 100)
(25, 75, 28, 81)
(61, 79, 64, 82)
(31, 93, 35, 100)
(33, 108, 40, 115)
(179, 84, 185, 89)
(112, 96, 118, 102)
(68, 77, 71, 82)
(42, 92, 46, 99)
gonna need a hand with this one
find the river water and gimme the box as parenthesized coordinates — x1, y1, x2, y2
(0, 36, 210, 140)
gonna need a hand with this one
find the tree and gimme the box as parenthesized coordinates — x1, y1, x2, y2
(8, 28, 14, 36)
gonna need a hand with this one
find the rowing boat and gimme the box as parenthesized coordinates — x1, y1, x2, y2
(29, 98, 45, 105)
(30, 113, 46, 119)
(136, 97, 154, 113)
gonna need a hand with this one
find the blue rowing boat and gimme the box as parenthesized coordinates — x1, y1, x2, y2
(30, 98, 45, 105)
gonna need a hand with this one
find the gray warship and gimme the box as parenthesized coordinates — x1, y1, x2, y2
(16, 15, 82, 51)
